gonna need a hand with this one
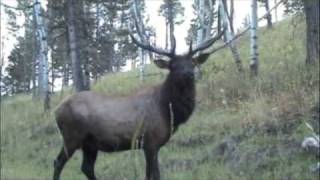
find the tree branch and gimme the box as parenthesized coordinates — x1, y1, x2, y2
(0, 2, 34, 11)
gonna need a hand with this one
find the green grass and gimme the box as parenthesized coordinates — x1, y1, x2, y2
(1, 16, 319, 180)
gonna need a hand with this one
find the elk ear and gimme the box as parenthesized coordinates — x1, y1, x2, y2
(193, 53, 211, 65)
(154, 59, 169, 69)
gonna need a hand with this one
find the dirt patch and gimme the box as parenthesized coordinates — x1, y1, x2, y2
(164, 159, 194, 172)
(171, 134, 216, 148)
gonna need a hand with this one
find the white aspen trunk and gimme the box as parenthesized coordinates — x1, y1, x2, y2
(132, 0, 145, 81)
(165, 22, 169, 50)
(139, 49, 145, 81)
(62, 40, 70, 86)
(0, 0, 3, 91)
(206, 0, 214, 38)
(265, 0, 272, 28)
(196, 0, 205, 45)
(195, 0, 213, 79)
(229, 0, 235, 32)
(196, 0, 214, 43)
(51, 52, 55, 93)
(31, 32, 37, 98)
(0, 44, 3, 94)
(250, 0, 259, 76)
(219, 0, 242, 72)
(274, 0, 278, 22)
(34, 0, 50, 110)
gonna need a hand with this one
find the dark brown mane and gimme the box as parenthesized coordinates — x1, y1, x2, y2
(159, 71, 195, 132)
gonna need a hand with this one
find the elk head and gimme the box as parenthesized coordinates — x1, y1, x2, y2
(129, 30, 225, 83)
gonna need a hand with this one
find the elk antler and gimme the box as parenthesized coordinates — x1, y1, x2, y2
(189, 29, 226, 56)
(129, 0, 175, 58)
(129, 34, 174, 58)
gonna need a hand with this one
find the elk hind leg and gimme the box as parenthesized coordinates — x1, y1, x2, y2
(53, 145, 76, 180)
(81, 145, 98, 180)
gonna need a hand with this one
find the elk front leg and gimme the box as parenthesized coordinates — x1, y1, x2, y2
(144, 148, 160, 180)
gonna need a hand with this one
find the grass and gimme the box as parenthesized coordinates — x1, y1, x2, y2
(1, 16, 319, 180)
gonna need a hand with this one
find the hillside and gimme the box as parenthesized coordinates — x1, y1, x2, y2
(1, 16, 319, 180)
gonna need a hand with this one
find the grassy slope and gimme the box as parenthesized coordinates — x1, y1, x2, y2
(1, 16, 319, 180)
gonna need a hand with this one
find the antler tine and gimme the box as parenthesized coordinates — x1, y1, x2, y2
(129, 3, 172, 57)
(129, 34, 173, 57)
(190, 29, 226, 56)
(129, 0, 173, 58)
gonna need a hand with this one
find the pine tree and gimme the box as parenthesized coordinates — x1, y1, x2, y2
(283, 0, 318, 64)
(2, 0, 36, 96)
(159, 0, 185, 50)
(4, 37, 33, 95)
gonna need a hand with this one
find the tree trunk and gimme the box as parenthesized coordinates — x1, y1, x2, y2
(131, 59, 136, 70)
(67, 0, 85, 91)
(23, 42, 28, 92)
(274, 0, 278, 22)
(95, 2, 101, 79)
(196, 0, 205, 45)
(63, 36, 70, 87)
(81, 1, 90, 90)
(217, 5, 221, 34)
(206, 0, 214, 38)
(196, 0, 214, 42)
(165, 22, 169, 50)
(132, 0, 146, 80)
(63, 63, 69, 86)
(51, 61, 55, 93)
(31, 33, 37, 99)
(83, 62, 90, 90)
(60, 57, 69, 98)
(219, 0, 243, 72)
(250, 0, 259, 76)
(168, 0, 175, 51)
(303, 0, 319, 65)
(230, 0, 235, 32)
(106, 44, 114, 72)
(139, 49, 145, 81)
(265, 0, 272, 28)
(0, 0, 2, 95)
(33, 0, 50, 111)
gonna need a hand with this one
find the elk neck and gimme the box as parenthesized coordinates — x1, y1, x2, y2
(159, 72, 196, 132)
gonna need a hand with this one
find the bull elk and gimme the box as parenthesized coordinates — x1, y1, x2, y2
(53, 27, 224, 180)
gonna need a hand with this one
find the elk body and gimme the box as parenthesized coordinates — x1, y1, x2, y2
(53, 31, 223, 180)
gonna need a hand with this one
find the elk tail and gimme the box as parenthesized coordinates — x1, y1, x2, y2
(55, 123, 69, 159)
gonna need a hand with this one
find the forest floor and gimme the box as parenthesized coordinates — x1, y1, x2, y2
(1, 15, 319, 180)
